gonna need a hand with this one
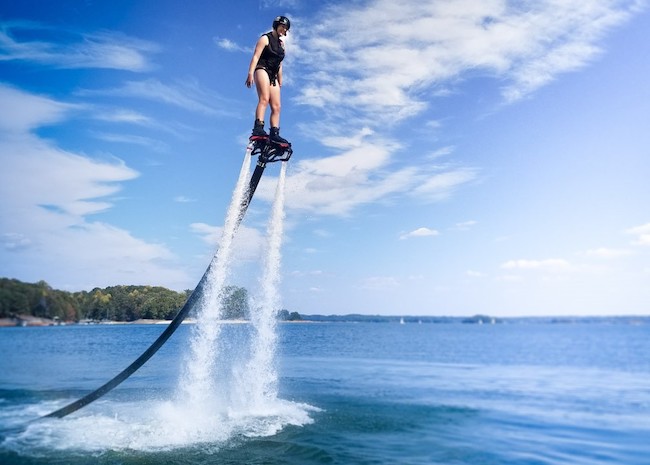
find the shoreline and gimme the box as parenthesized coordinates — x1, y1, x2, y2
(2, 315, 647, 328)
(0, 317, 312, 327)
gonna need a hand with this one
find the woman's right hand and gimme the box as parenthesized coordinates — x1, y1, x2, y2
(245, 73, 254, 88)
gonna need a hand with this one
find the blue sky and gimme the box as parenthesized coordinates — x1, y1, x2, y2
(1, 0, 649, 317)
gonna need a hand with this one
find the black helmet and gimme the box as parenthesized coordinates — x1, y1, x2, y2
(273, 16, 290, 31)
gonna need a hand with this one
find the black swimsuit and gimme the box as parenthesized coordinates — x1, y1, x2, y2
(255, 32, 285, 86)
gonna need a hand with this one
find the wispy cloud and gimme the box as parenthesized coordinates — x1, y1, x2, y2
(360, 276, 400, 290)
(399, 227, 439, 240)
(627, 222, 650, 246)
(94, 109, 155, 126)
(174, 196, 197, 203)
(0, 84, 79, 132)
(0, 22, 158, 71)
(213, 37, 248, 53)
(259, 0, 300, 9)
(253, 129, 477, 216)
(501, 258, 571, 272)
(466, 270, 486, 278)
(453, 220, 477, 231)
(293, 0, 643, 124)
(0, 85, 189, 289)
(92, 132, 169, 152)
(265, 1, 640, 222)
(81, 78, 235, 116)
(190, 222, 264, 261)
(92, 108, 195, 140)
(585, 247, 633, 259)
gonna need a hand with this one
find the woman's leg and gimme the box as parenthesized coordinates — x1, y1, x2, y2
(254, 69, 271, 122)
(268, 82, 281, 128)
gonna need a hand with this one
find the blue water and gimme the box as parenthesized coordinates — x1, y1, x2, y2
(1, 322, 649, 464)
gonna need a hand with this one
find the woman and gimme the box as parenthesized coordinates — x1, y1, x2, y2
(245, 15, 290, 145)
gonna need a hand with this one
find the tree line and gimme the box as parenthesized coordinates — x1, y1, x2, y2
(0, 278, 301, 322)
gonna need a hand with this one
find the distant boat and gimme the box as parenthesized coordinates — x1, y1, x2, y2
(400, 317, 405, 325)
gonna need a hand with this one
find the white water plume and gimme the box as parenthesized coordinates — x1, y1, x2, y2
(1, 154, 316, 455)
(234, 161, 288, 411)
(177, 146, 252, 408)
(175, 152, 291, 432)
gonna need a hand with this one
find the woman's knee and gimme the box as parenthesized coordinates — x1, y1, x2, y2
(258, 94, 270, 106)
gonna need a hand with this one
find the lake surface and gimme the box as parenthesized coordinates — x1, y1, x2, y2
(1, 321, 649, 464)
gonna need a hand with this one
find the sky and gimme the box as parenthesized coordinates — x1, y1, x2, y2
(1, 0, 649, 317)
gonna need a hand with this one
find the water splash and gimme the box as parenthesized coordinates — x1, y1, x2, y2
(172, 156, 296, 433)
(177, 147, 252, 409)
(234, 161, 288, 411)
(0, 154, 316, 456)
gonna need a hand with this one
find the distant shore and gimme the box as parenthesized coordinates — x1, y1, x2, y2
(0, 316, 311, 327)
(2, 314, 648, 328)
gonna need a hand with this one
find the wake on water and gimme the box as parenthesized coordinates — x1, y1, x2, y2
(2, 152, 315, 454)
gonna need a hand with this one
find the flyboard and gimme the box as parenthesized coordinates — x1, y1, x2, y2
(43, 137, 292, 419)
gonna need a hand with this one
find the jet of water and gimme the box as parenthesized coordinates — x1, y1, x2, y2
(178, 147, 252, 408)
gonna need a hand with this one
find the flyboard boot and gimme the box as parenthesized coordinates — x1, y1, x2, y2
(270, 126, 290, 147)
(250, 123, 292, 164)
(250, 119, 268, 142)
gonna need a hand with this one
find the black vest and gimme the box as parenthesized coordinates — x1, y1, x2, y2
(256, 32, 285, 75)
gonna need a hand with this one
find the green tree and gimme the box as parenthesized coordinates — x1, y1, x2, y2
(0, 278, 247, 323)
(221, 286, 249, 320)
(276, 309, 302, 321)
(288, 311, 302, 321)
(0, 278, 31, 317)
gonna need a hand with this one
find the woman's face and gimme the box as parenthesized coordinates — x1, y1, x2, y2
(277, 24, 288, 36)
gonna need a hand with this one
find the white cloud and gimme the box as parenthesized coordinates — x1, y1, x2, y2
(0, 84, 79, 132)
(466, 270, 486, 278)
(635, 235, 650, 246)
(92, 132, 169, 152)
(255, 137, 477, 216)
(174, 196, 197, 203)
(411, 168, 478, 201)
(496, 274, 524, 283)
(627, 222, 650, 246)
(501, 258, 571, 272)
(257, 140, 397, 215)
(360, 276, 400, 290)
(1, 232, 32, 251)
(213, 37, 248, 53)
(94, 109, 154, 126)
(321, 127, 375, 150)
(81, 78, 234, 116)
(399, 227, 439, 240)
(260, 0, 300, 8)
(190, 222, 264, 261)
(427, 146, 455, 160)
(454, 220, 477, 231)
(312, 229, 332, 238)
(0, 86, 190, 290)
(0, 23, 158, 71)
(585, 247, 633, 259)
(293, 0, 642, 123)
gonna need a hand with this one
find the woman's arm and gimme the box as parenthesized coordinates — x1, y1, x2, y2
(245, 35, 269, 87)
